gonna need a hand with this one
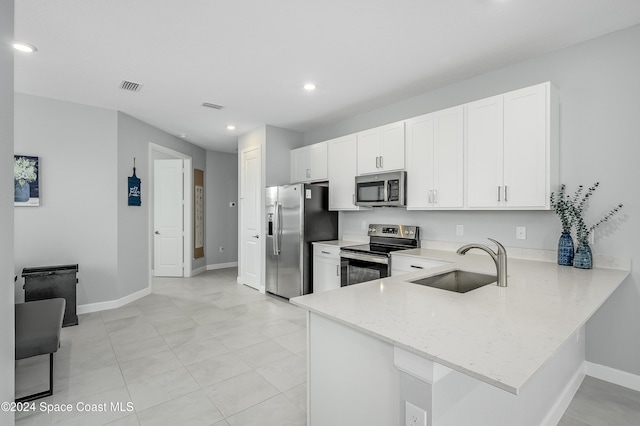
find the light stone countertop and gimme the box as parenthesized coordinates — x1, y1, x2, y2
(291, 248, 630, 394)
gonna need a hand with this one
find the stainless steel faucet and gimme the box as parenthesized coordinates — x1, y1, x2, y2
(456, 238, 508, 287)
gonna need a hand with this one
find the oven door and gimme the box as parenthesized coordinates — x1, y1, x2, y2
(340, 251, 389, 286)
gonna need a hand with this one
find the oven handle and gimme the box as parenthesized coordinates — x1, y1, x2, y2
(340, 251, 389, 265)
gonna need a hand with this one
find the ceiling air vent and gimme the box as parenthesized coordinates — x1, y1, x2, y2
(119, 80, 143, 92)
(202, 102, 224, 110)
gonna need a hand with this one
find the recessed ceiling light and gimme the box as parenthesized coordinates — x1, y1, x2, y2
(13, 41, 37, 53)
(227, 125, 236, 130)
(303, 83, 316, 91)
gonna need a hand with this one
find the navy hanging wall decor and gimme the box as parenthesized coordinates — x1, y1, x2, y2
(128, 158, 141, 206)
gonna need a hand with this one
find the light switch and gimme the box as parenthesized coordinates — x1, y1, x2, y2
(516, 226, 526, 240)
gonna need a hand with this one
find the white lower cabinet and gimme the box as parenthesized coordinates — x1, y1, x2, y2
(391, 254, 446, 277)
(313, 244, 341, 293)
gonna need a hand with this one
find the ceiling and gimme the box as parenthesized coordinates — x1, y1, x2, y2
(13, 0, 640, 153)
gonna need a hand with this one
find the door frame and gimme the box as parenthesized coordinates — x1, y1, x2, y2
(148, 143, 193, 279)
(239, 144, 264, 293)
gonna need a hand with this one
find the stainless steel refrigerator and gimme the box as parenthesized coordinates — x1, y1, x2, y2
(265, 184, 338, 299)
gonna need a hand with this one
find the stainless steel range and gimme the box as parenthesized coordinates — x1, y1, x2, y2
(340, 224, 420, 286)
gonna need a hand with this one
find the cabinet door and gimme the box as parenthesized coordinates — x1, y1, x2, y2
(405, 114, 434, 209)
(313, 254, 340, 293)
(433, 106, 464, 208)
(503, 83, 548, 208)
(356, 129, 381, 175)
(328, 135, 360, 210)
(379, 121, 405, 172)
(465, 95, 504, 208)
(290, 146, 311, 183)
(309, 142, 328, 181)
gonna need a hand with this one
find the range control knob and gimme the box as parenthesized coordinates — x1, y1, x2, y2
(368, 228, 376, 233)
(409, 230, 415, 235)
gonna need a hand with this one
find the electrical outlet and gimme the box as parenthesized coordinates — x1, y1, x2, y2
(219, 247, 224, 252)
(456, 225, 464, 236)
(516, 226, 526, 240)
(361, 220, 367, 231)
(405, 401, 427, 426)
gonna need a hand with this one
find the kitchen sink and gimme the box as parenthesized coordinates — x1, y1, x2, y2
(409, 270, 497, 293)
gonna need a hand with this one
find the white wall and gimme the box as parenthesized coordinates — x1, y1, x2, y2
(0, 0, 15, 421)
(205, 150, 238, 267)
(14, 94, 119, 305)
(305, 25, 640, 377)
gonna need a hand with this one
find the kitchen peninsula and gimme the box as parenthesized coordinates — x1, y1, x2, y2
(291, 248, 630, 426)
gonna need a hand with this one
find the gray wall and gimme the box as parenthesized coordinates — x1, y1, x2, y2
(0, 0, 15, 420)
(306, 25, 640, 376)
(206, 150, 238, 267)
(117, 112, 206, 290)
(14, 94, 119, 305)
(13, 96, 208, 307)
(265, 125, 304, 187)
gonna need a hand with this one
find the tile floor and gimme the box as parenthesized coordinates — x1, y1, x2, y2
(15, 268, 307, 426)
(14, 267, 640, 425)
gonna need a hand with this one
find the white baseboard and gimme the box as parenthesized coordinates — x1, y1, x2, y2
(585, 361, 640, 392)
(207, 262, 238, 271)
(191, 265, 207, 276)
(541, 366, 585, 426)
(76, 286, 151, 315)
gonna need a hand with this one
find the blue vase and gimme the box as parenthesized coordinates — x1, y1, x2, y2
(557, 232, 574, 266)
(573, 242, 593, 269)
(14, 181, 30, 202)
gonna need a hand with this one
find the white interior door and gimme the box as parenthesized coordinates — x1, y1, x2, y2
(240, 146, 262, 290)
(154, 159, 184, 277)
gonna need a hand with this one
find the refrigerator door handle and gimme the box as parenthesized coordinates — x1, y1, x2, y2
(273, 201, 280, 255)
(276, 201, 283, 255)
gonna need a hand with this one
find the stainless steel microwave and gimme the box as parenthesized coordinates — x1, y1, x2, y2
(355, 171, 406, 207)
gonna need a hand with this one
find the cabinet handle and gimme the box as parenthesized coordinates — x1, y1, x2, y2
(433, 189, 438, 204)
(504, 185, 508, 202)
(380, 156, 383, 169)
(410, 265, 424, 269)
(306, 169, 311, 178)
(428, 190, 433, 204)
(497, 186, 501, 202)
(321, 251, 331, 255)
(336, 265, 340, 276)
(375, 156, 380, 168)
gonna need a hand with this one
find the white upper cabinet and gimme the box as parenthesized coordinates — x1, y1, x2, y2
(327, 134, 365, 210)
(290, 141, 328, 183)
(465, 82, 558, 209)
(356, 121, 405, 175)
(406, 106, 464, 209)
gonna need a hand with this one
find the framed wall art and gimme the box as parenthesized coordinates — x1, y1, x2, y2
(194, 169, 204, 259)
(14, 155, 40, 207)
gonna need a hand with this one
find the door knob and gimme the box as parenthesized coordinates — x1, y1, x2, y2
(155, 231, 160, 235)
(253, 234, 259, 239)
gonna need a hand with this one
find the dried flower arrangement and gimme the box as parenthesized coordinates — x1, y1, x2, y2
(551, 182, 623, 245)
